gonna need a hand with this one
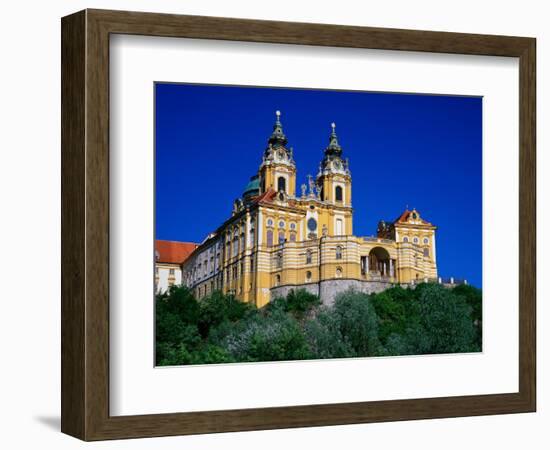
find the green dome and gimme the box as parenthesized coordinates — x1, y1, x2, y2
(243, 175, 260, 198)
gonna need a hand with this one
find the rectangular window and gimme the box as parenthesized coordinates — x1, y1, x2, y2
(336, 219, 343, 236)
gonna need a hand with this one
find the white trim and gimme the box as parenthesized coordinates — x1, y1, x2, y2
(257, 210, 263, 245)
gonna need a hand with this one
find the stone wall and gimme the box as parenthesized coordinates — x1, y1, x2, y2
(270, 282, 319, 300)
(270, 278, 393, 306)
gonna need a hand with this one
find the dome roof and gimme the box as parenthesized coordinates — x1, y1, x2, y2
(243, 175, 260, 198)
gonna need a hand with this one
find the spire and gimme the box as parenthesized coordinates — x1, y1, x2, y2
(268, 110, 288, 148)
(325, 122, 342, 156)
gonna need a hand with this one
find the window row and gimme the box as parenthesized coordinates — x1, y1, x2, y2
(266, 230, 297, 246)
(402, 236, 430, 245)
(273, 267, 342, 287)
(266, 218, 297, 230)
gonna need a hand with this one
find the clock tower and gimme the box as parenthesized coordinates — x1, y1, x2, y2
(258, 111, 297, 197)
(316, 123, 352, 207)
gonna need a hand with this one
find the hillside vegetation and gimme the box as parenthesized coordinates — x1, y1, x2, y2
(156, 283, 482, 366)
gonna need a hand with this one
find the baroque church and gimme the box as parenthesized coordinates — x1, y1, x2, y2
(157, 112, 438, 306)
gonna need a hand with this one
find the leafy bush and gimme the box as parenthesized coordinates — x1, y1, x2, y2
(304, 309, 355, 359)
(384, 284, 478, 355)
(267, 289, 320, 319)
(332, 290, 382, 357)
(198, 290, 255, 338)
(452, 284, 482, 347)
(370, 287, 409, 343)
(221, 309, 311, 362)
(155, 286, 201, 364)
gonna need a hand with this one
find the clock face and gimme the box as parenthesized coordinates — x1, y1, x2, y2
(307, 218, 317, 232)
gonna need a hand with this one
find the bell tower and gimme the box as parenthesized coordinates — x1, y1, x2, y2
(316, 123, 352, 207)
(258, 111, 297, 197)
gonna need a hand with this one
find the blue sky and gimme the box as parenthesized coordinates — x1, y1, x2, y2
(155, 83, 482, 287)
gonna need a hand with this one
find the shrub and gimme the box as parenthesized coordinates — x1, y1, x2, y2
(198, 290, 255, 337)
(332, 290, 382, 357)
(221, 309, 311, 362)
(452, 284, 482, 347)
(156, 285, 200, 326)
(370, 287, 409, 344)
(266, 289, 320, 319)
(304, 309, 356, 359)
(404, 284, 478, 355)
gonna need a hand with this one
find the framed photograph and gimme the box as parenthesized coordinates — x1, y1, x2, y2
(61, 9, 536, 441)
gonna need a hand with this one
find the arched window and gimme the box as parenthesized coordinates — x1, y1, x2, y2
(423, 248, 430, 257)
(277, 176, 286, 193)
(336, 245, 343, 260)
(335, 267, 343, 278)
(275, 274, 281, 286)
(266, 229, 273, 247)
(413, 237, 419, 244)
(423, 238, 429, 244)
(403, 236, 409, 243)
(278, 231, 285, 244)
(306, 271, 312, 282)
(335, 185, 343, 202)
(289, 233, 296, 242)
(306, 249, 312, 264)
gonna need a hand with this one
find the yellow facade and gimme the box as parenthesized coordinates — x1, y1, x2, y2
(181, 113, 438, 307)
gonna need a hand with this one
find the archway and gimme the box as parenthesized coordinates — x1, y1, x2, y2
(367, 247, 393, 278)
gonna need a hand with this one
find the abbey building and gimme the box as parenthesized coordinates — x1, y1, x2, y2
(163, 112, 438, 306)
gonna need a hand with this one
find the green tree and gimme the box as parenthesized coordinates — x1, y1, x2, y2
(331, 290, 382, 357)
(452, 284, 482, 347)
(267, 289, 320, 320)
(385, 284, 478, 355)
(155, 285, 201, 365)
(198, 290, 255, 338)
(221, 309, 311, 362)
(304, 308, 356, 359)
(370, 286, 410, 344)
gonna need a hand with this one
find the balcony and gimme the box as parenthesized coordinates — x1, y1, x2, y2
(362, 270, 395, 283)
(362, 236, 395, 245)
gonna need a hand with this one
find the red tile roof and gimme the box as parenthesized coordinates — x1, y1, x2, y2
(395, 209, 412, 223)
(251, 188, 277, 205)
(155, 240, 198, 264)
(394, 209, 433, 226)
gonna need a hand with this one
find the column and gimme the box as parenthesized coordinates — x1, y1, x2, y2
(389, 259, 394, 277)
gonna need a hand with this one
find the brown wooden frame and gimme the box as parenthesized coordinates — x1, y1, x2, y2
(61, 8, 536, 441)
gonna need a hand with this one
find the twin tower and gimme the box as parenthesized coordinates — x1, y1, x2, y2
(248, 111, 352, 209)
